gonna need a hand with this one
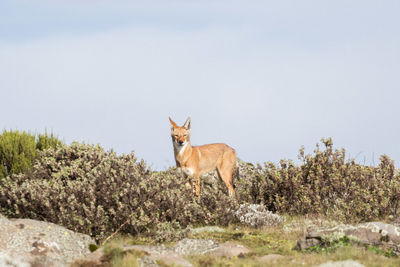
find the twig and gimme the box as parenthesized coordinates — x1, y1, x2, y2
(102, 218, 131, 245)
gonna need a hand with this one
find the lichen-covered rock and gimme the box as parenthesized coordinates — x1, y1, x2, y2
(0, 252, 31, 267)
(206, 242, 250, 257)
(317, 260, 365, 267)
(173, 238, 219, 255)
(189, 226, 225, 234)
(0, 214, 94, 267)
(234, 204, 285, 227)
(296, 221, 400, 255)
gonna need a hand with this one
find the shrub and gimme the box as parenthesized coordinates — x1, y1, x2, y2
(0, 130, 62, 180)
(1, 136, 398, 242)
(36, 131, 63, 151)
(235, 138, 400, 222)
(0, 130, 36, 180)
(0, 142, 238, 242)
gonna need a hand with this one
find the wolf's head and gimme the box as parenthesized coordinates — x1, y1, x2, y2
(169, 117, 191, 148)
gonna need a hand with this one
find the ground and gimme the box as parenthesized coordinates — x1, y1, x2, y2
(76, 216, 400, 267)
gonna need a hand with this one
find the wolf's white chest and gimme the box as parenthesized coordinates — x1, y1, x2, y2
(175, 142, 188, 156)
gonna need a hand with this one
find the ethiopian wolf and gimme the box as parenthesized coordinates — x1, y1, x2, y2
(169, 117, 237, 196)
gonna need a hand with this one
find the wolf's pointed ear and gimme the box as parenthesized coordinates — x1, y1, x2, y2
(183, 117, 191, 130)
(169, 117, 178, 129)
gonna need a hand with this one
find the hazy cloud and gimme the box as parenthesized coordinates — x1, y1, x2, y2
(1, 1, 399, 169)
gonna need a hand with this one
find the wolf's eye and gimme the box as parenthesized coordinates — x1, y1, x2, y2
(184, 134, 187, 137)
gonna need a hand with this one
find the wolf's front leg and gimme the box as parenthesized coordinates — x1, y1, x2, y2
(194, 176, 201, 196)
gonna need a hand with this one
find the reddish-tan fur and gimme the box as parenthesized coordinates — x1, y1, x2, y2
(169, 117, 237, 196)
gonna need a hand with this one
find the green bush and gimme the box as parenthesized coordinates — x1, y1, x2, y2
(0, 130, 36, 180)
(36, 131, 63, 151)
(0, 142, 238, 242)
(0, 130, 62, 180)
(235, 138, 400, 221)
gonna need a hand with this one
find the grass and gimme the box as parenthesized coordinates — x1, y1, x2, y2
(186, 240, 400, 267)
(110, 252, 140, 267)
(187, 225, 297, 256)
(87, 216, 400, 267)
(90, 237, 150, 267)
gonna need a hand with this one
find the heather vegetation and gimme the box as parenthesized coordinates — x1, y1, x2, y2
(0, 131, 399, 248)
(0, 141, 236, 242)
(236, 138, 400, 222)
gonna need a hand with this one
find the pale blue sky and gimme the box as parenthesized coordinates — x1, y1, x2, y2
(1, 0, 399, 169)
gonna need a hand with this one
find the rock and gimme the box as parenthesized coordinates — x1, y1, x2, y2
(258, 254, 284, 262)
(132, 238, 250, 258)
(206, 242, 250, 257)
(0, 214, 94, 267)
(189, 226, 225, 234)
(173, 238, 219, 255)
(283, 217, 340, 233)
(234, 204, 285, 228)
(296, 237, 321, 250)
(77, 238, 250, 267)
(137, 256, 159, 267)
(296, 221, 400, 254)
(0, 251, 31, 267)
(317, 260, 365, 267)
(121, 242, 195, 267)
(0, 214, 11, 225)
